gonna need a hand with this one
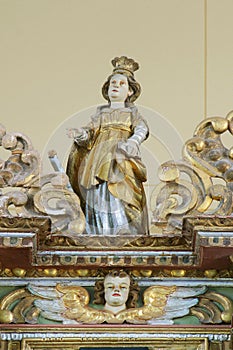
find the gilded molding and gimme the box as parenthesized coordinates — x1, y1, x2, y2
(0, 325, 231, 349)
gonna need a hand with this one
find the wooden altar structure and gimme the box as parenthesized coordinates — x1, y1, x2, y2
(0, 113, 233, 349)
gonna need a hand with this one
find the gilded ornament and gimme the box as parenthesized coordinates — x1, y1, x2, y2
(0, 125, 85, 236)
(186, 137, 205, 152)
(0, 310, 13, 324)
(43, 268, 58, 277)
(226, 109, 233, 133)
(0, 288, 30, 312)
(151, 112, 233, 235)
(206, 118, 228, 133)
(68, 218, 85, 234)
(204, 269, 217, 278)
(12, 268, 26, 278)
(75, 269, 90, 277)
(112, 56, 139, 76)
(151, 161, 208, 234)
(228, 147, 233, 159)
(33, 173, 85, 235)
(13, 296, 37, 323)
(140, 269, 152, 277)
(131, 270, 141, 277)
(2, 133, 18, 149)
(157, 163, 180, 182)
(170, 269, 186, 277)
(191, 291, 233, 324)
(3, 268, 13, 277)
(0, 129, 40, 187)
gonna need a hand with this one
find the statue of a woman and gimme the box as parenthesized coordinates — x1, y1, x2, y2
(67, 56, 149, 235)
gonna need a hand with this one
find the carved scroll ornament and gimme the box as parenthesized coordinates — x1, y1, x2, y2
(0, 124, 40, 187)
(151, 111, 233, 235)
(0, 125, 85, 236)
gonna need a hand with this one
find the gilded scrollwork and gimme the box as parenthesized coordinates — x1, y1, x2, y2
(0, 125, 85, 236)
(184, 112, 233, 182)
(190, 291, 233, 324)
(151, 112, 233, 235)
(150, 161, 212, 235)
(0, 188, 28, 216)
(32, 172, 85, 234)
(0, 124, 40, 187)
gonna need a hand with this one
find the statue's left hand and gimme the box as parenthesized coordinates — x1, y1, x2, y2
(117, 139, 140, 158)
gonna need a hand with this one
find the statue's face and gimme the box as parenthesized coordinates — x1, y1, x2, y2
(104, 274, 130, 306)
(108, 74, 132, 102)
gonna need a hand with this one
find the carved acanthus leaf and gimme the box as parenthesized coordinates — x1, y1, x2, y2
(0, 125, 85, 235)
(150, 161, 212, 234)
(190, 291, 233, 324)
(151, 112, 233, 235)
(33, 172, 85, 234)
(0, 189, 29, 216)
(0, 124, 40, 187)
(184, 112, 233, 187)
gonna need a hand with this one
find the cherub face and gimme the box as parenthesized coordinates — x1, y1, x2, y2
(104, 275, 130, 307)
(107, 74, 133, 102)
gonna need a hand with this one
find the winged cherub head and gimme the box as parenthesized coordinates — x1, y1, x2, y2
(93, 270, 140, 314)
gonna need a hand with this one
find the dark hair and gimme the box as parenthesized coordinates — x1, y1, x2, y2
(102, 74, 141, 103)
(93, 270, 140, 308)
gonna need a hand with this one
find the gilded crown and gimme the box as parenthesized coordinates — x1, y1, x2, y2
(111, 56, 139, 76)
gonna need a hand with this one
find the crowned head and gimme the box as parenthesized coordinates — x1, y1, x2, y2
(102, 56, 141, 103)
(111, 56, 139, 77)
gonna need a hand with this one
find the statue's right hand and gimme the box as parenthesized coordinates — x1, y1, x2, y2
(66, 128, 85, 139)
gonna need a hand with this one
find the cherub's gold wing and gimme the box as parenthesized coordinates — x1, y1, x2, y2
(56, 285, 177, 325)
(56, 284, 109, 324)
(116, 286, 176, 324)
(54, 285, 178, 324)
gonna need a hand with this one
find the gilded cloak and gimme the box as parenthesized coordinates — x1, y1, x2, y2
(67, 105, 149, 235)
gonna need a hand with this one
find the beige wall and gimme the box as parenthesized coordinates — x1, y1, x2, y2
(0, 0, 232, 174)
(206, 0, 232, 117)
